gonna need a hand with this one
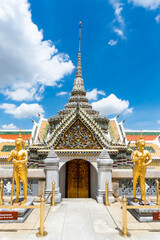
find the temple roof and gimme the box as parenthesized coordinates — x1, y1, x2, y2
(0, 130, 31, 141)
(126, 130, 160, 142)
(47, 108, 109, 149)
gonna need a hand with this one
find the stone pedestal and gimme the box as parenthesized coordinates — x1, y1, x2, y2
(96, 149, 114, 204)
(0, 198, 34, 223)
(44, 149, 61, 203)
(128, 198, 160, 222)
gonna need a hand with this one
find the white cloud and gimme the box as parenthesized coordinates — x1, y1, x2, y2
(1, 88, 36, 101)
(0, 103, 44, 119)
(109, 0, 126, 39)
(57, 83, 63, 88)
(97, 90, 106, 96)
(155, 14, 160, 23)
(157, 120, 160, 124)
(128, 0, 160, 10)
(114, 28, 124, 37)
(86, 89, 106, 100)
(0, 0, 74, 101)
(1, 123, 17, 130)
(56, 91, 68, 96)
(1, 85, 45, 101)
(91, 94, 133, 116)
(108, 39, 118, 46)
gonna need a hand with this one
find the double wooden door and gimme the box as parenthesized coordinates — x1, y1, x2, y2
(66, 159, 90, 198)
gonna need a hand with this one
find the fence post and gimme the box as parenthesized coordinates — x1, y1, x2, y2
(156, 179, 159, 205)
(0, 179, 4, 205)
(36, 194, 47, 237)
(51, 181, 55, 206)
(122, 194, 128, 237)
(105, 181, 109, 206)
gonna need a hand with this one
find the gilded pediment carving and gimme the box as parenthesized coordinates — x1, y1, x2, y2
(55, 118, 102, 150)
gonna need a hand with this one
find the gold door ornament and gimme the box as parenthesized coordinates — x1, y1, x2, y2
(67, 159, 89, 198)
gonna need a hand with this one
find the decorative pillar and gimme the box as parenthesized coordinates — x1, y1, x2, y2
(44, 149, 61, 203)
(96, 148, 114, 204)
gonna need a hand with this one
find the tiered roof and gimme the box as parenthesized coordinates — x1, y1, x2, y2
(48, 22, 109, 132)
(30, 23, 130, 156)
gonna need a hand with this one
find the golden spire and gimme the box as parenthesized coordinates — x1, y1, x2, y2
(140, 129, 143, 140)
(79, 21, 81, 52)
(16, 128, 23, 143)
(19, 128, 22, 138)
(76, 21, 82, 78)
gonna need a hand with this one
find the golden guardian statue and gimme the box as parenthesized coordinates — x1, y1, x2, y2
(132, 131, 152, 203)
(8, 130, 28, 205)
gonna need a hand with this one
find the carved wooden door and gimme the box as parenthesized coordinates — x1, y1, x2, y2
(67, 159, 90, 198)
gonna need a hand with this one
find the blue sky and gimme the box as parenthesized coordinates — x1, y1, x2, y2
(0, 0, 160, 130)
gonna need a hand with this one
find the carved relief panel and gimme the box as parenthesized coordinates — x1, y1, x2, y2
(55, 119, 102, 149)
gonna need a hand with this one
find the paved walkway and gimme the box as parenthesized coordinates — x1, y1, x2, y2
(0, 199, 160, 240)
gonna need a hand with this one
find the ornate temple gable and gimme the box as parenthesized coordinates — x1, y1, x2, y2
(55, 118, 103, 150)
(47, 109, 77, 147)
(46, 108, 109, 149)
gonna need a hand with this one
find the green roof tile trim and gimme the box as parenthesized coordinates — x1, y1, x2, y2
(130, 146, 155, 153)
(0, 131, 31, 135)
(126, 132, 160, 136)
(1, 145, 15, 152)
(43, 124, 49, 140)
(1, 145, 28, 152)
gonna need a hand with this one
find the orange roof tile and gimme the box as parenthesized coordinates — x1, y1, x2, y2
(126, 135, 158, 141)
(0, 131, 31, 141)
(0, 134, 31, 140)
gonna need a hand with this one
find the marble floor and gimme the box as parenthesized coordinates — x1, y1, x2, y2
(0, 198, 160, 240)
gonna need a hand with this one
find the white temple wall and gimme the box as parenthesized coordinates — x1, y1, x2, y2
(59, 164, 66, 198)
(90, 164, 97, 199)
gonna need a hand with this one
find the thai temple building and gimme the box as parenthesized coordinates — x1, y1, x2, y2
(1, 23, 160, 201)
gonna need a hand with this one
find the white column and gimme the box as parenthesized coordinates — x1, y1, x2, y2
(96, 148, 114, 204)
(44, 149, 61, 203)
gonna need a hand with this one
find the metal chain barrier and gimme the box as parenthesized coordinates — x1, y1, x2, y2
(0, 180, 56, 237)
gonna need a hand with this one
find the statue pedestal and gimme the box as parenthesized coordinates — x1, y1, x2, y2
(0, 197, 34, 223)
(128, 198, 160, 222)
